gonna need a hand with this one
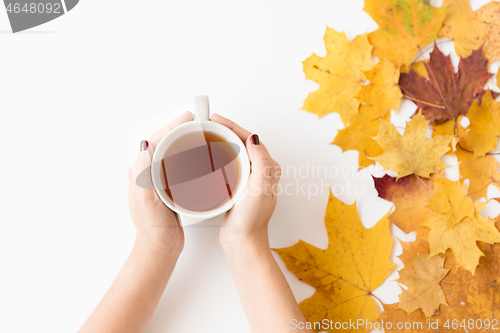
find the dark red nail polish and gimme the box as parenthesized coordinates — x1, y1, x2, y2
(140, 140, 149, 152)
(250, 134, 260, 146)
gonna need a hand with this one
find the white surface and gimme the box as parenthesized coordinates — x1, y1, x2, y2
(0, 1, 499, 333)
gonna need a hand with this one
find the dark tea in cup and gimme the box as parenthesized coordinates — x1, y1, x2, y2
(160, 130, 241, 212)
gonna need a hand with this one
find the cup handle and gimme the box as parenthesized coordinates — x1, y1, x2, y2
(193, 95, 210, 121)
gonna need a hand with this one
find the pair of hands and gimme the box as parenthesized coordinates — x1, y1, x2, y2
(127, 112, 282, 258)
(80, 118, 305, 333)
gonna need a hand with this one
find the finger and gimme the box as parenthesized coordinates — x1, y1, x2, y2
(211, 113, 252, 143)
(211, 113, 273, 155)
(245, 134, 274, 181)
(130, 140, 155, 190)
(149, 111, 194, 148)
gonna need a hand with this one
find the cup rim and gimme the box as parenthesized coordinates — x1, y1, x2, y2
(151, 120, 250, 219)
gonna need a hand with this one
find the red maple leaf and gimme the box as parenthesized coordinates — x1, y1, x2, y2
(399, 44, 494, 124)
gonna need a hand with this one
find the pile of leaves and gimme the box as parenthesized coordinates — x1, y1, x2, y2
(274, 0, 500, 332)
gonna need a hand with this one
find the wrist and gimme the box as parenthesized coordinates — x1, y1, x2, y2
(221, 232, 270, 257)
(133, 235, 182, 262)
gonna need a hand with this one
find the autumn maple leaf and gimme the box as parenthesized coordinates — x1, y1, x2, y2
(456, 148, 500, 201)
(333, 115, 384, 169)
(423, 200, 500, 274)
(357, 59, 402, 120)
(301, 28, 373, 125)
(374, 174, 438, 233)
(402, 60, 429, 78)
(377, 240, 500, 332)
(439, 0, 500, 63)
(399, 44, 493, 124)
(433, 107, 500, 200)
(432, 115, 470, 156)
(397, 249, 449, 317)
(273, 192, 395, 332)
(426, 179, 474, 227)
(364, 0, 446, 68)
(467, 90, 500, 157)
(371, 112, 452, 178)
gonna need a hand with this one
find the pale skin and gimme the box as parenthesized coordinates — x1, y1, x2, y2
(79, 112, 312, 333)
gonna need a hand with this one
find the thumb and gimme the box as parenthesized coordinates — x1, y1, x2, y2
(131, 140, 155, 189)
(246, 134, 272, 180)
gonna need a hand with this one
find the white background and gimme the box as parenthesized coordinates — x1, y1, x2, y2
(0, 0, 499, 332)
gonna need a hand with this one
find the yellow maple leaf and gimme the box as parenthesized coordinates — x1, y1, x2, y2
(397, 249, 449, 317)
(364, 0, 446, 67)
(439, 0, 500, 62)
(422, 202, 500, 274)
(426, 179, 474, 227)
(358, 59, 402, 120)
(333, 115, 383, 169)
(377, 240, 500, 332)
(401, 60, 428, 78)
(456, 147, 500, 201)
(371, 113, 452, 178)
(432, 116, 465, 137)
(467, 90, 500, 157)
(432, 115, 471, 156)
(302, 28, 373, 125)
(411, 61, 428, 78)
(273, 192, 395, 331)
(439, 0, 486, 58)
(397, 230, 431, 268)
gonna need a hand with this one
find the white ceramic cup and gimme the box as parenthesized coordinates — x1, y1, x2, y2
(151, 96, 251, 220)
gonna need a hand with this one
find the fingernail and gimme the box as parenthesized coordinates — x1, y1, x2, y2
(140, 140, 149, 152)
(250, 134, 260, 146)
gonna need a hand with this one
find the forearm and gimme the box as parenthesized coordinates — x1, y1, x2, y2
(224, 237, 312, 333)
(79, 239, 180, 333)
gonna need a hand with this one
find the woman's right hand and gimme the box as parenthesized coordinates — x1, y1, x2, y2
(128, 111, 194, 257)
(211, 114, 282, 252)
